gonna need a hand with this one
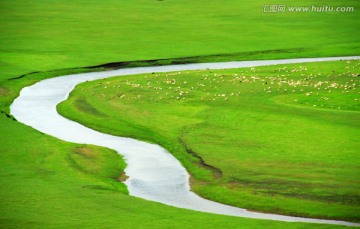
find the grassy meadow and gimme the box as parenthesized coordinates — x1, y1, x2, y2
(58, 60, 360, 221)
(1, 0, 360, 79)
(1, 0, 360, 227)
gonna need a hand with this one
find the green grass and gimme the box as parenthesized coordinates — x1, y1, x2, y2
(1, 0, 360, 227)
(1, 0, 360, 80)
(58, 60, 360, 222)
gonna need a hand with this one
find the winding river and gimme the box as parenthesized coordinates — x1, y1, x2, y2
(11, 57, 360, 227)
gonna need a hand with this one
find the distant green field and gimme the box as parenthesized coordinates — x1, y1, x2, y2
(1, 0, 360, 227)
(59, 60, 360, 221)
(1, 0, 360, 80)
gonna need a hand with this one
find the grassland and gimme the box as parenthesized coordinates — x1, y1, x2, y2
(1, 0, 360, 80)
(58, 60, 360, 222)
(1, 0, 360, 227)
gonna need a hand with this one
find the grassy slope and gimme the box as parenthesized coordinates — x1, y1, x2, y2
(58, 60, 360, 222)
(1, 0, 360, 227)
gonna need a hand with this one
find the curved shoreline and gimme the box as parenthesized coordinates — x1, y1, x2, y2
(11, 57, 360, 227)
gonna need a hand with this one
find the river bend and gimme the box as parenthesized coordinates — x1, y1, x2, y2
(11, 57, 360, 226)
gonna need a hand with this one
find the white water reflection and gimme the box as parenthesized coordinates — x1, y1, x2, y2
(11, 57, 360, 226)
